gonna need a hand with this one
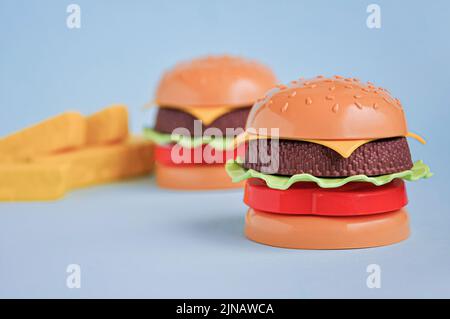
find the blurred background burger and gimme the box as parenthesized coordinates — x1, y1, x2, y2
(145, 55, 276, 190)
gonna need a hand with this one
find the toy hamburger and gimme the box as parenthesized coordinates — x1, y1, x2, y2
(226, 75, 432, 249)
(144, 55, 276, 190)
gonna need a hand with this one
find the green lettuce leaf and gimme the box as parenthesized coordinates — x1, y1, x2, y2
(143, 128, 237, 151)
(225, 159, 432, 189)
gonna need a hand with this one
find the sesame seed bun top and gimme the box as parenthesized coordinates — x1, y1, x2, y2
(155, 55, 277, 108)
(246, 76, 408, 140)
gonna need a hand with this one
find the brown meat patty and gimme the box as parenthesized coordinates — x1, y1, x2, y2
(154, 106, 251, 136)
(243, 137, 413, 177)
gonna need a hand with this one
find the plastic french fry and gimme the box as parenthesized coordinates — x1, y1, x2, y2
(0, 105, 152, 202)
(87, 105, 129, 145)
(0, 163, 67, 201)
(0, 112, 86, 160)
(36, 137, 154, 189)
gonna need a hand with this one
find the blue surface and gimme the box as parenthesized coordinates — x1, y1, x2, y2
(1, 0, 449, 298)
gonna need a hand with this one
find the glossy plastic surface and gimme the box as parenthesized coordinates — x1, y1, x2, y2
(244, 178, 408, 216)
(246, 76, 408, 140)
(155, 55, 277, 108)
(245, 208, 410, 249)
(155, 144, 245, 166)
(155, 162, 244, 190)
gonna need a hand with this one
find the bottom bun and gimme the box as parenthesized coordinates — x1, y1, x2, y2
(156, 163, 244, 190)
(245, 208, 410, 249)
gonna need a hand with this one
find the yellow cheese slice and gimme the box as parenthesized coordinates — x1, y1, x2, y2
(87, 105, 129, 145)
(36, 137, 154, 189)
(406, 132, 426, 144)
(0, 112, 86, 161)
(308, 132, 426, 157)
(161, 105, 233, 125)
(235, 131, 426, 158)
(0, 163, 67, 201)
(303, 139, 373, 158)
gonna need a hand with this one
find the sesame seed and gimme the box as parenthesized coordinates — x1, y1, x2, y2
(306, 97, 313, 105)
(332, 103, 339, 113)
(355, 102, 363, 109)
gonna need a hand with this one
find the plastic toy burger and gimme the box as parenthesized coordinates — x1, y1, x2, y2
(144, 55, 277, 190)
(226, 75, 432, 249)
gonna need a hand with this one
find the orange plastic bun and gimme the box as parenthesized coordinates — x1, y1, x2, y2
(155, 55, 277, 108)
(155, 163, 244, 190)
(246, 76, 408, 140)
(245, 208, 410, 249)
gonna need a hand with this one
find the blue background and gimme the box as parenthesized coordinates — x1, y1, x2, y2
(0, 0, 449, 298)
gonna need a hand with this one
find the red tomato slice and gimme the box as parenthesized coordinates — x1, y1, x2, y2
(155, 143, 245, 166)
(244, 178, 408, 216)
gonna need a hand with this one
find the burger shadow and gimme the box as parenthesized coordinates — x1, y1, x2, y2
(182, 214, 248, 248)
